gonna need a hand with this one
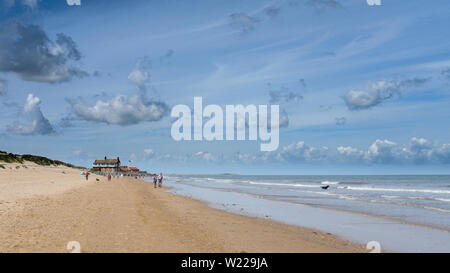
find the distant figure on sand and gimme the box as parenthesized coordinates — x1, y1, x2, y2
(158, 173, 163, 188)
(85, 171, 89, 181)
(153, 175, 157, 188)
(108, 173, 111, 181)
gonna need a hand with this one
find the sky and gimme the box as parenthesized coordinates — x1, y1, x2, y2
(0, 0, 450, 174)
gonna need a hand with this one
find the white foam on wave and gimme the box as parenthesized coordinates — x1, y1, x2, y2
(339, 186, 450, 194)
(424, 206, 450, 213)
(205, 178, 233, 184)
(249, 181, 320, 188)
(382, 195, 450, 203)
(288, 189, 361, 201)
(435, 198, 450, 202)
(321, 181, 340, 185)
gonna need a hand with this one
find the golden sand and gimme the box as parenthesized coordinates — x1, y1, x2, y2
(0, 163, 364, 253)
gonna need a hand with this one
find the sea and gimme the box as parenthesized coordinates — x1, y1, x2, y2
(150, 174, 450, 252)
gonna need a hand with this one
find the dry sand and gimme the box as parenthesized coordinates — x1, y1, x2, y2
(0, 163, 365, 253)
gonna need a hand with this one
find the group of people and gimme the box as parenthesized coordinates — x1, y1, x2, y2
(152, 173, 164, 188)
(84, 170, 163, 187)
(107, 172, 123, 181)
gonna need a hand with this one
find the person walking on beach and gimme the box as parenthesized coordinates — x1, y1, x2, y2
(158, 173, 163, 188)
(152, 175, 158, 188)
(85, 171, 89, 181)
(108, 173, 111, 181)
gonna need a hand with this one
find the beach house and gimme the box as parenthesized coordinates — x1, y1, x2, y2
(92, 157, 121, 173)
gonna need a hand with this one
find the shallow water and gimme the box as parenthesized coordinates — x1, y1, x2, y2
(151, 175, 450, 252)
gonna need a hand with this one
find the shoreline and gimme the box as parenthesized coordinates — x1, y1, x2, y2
(0, 165, 365, 253)
(165, 178, 450, 253)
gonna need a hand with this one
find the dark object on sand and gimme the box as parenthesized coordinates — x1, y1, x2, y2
(321, 185, 330, 190)
(96, 178, 100, 181)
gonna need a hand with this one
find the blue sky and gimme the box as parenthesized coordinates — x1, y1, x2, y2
(1, 0, 450, 174)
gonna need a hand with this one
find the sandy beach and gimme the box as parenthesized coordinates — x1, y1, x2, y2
(0, 163, 364, 253)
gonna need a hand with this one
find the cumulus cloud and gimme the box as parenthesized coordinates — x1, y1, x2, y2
(0, 21, 87, 83)
(128, 66, 149, 85)
(128, 57, 152, 97)
(343, 77, 430, 110)
(69, 94, 168, 126)
(275, 141, 329, 162)
(8, 94, 55, 135)
(192, 151, 218, 162)
(0, 78, 7, 95)
(434, 144, 450, 164)
(148, 138, 450, 166)
(366, 139, 398, 163)
(70, 56, 168, 126)
(265, 138, 450, 165)
(229, 13, 260, 35)
(336, 146, 364, 161)
(335, 138, 450, 165)
(278, 109, 289, 128)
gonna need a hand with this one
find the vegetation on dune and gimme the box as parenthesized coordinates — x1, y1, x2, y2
(0, 152, 24, 164)
(0, 150, 84, 169)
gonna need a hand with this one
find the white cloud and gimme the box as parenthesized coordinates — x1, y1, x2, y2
(337, 146, 364, 161)
(343, 78, 429, 110)
(193, 151, 218, 162)
(237, 138, 450, 165)
(8, 94, 54, 135)
(366, 139, 398, 163)
(335, 138, 450, 164)
(128, 57, 151, 85)
(275, 141, 329, 162)
(70, 93, 168, 126)
(128, 68, 149, 85)
(138, 138, 450, 166)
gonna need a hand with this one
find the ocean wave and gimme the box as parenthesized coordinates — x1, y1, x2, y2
(204, 178, 234, 184)
(381, 195, 450, 203)
(287, 189, 361, 201)
(423, 206, 450, 213)
(338, 186, 450, 194)
(339, 181, 367, 185)
(321, 181, 340, 185)
(249, 182, 320, 188)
